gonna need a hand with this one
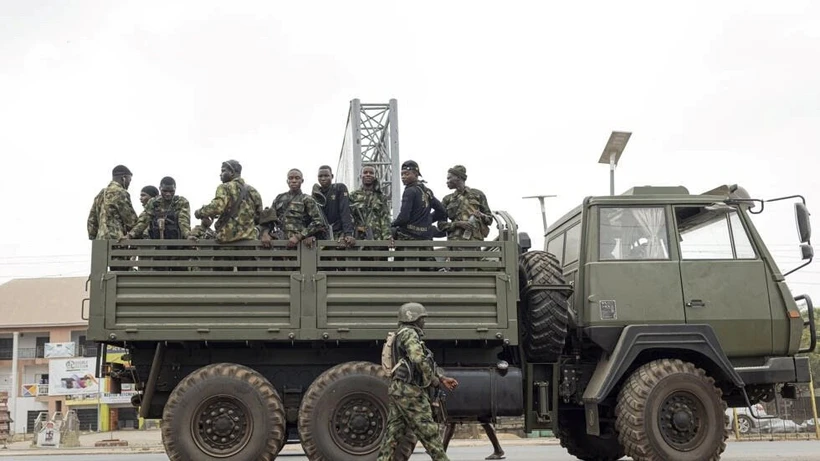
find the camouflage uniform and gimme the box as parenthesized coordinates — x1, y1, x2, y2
(438, 187, 493, 241)
(269, 191, 325, 240)
(377, 326, 449, 461)
(349, 182, 392, 240)
(189, 224, 216, 240)
(129, 196, 192, 240)
(87, 181, 138, 240)
(195, 178, 263, 243)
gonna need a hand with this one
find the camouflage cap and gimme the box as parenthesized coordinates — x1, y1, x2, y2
(222, 160, 242, 174)
(448, 165, 467, 180)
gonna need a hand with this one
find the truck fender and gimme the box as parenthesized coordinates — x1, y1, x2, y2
(581, 324, 744, 435)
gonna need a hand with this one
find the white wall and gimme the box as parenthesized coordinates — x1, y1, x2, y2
(23, 364, 49, 384)
(0, 367, 11, 393)
(16, 332, 49, 350)
(13, 396, 48, 434)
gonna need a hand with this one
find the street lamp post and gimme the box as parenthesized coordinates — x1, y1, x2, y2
(522, 195, 557, 238)
(597, 131, 631, 196)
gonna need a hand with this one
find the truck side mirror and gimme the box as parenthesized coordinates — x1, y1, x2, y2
(795, 203, 812, 243)
(801, 243, 814, 261)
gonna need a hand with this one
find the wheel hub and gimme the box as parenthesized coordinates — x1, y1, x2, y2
(659, 392, 706, 451)
(194, 396, 252, 457)
(331, 394, 385, 455)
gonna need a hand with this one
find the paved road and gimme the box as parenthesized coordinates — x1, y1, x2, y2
(7, 441, 820, 460)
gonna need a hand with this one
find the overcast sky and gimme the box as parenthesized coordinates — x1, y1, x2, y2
(0, 0, 817, 301)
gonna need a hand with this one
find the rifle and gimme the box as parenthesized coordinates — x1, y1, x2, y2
(215, 184, 249, 232)
(312, 184, 334, 241)
(158, 217, 165, 240)
(352, 207, 375, 240)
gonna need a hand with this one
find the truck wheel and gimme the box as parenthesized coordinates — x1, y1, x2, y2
(298, 361, 416, 461)
(615, 359, 728, 461)
(161, 363, 286, 461)
(518, 250, 569, 362)
(556, 410, 625, 460)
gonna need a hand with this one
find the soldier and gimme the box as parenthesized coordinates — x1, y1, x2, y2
(314, 165, 356, 247)
(349, 165, 392, 241)
(194, 160, 263, 271)
(124, 177, 191, 240)
(137, 186, 159, 238)
(87, 165, 138, 241)
(139, 185, 159, 208)
(390, 160, 447, 240)
(390, 160, 446, 269)
(194, 160, 263, 243)
(437, 165, 493, 241)
(87, 165, 139, 271)
(437, 165, 494, 270)
(377, 302, 458, 461)
(260, 169, 325, 249)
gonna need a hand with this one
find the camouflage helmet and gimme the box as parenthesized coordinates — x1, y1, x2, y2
(398, 302, 428, 323)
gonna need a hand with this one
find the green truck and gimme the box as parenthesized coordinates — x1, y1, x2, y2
(86, 183, 815, 461)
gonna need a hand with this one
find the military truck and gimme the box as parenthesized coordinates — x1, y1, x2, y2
(85, 183, 815, 461)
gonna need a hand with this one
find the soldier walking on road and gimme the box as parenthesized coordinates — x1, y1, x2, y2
(261, 169, 325, 249)
(377, 302, 459, 461)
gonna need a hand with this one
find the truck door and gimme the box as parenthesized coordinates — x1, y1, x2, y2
(674, 206, 772, 357)
(586, 206, 686, 326)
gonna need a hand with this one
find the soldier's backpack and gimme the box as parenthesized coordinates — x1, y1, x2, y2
(381, 327, 410, 374)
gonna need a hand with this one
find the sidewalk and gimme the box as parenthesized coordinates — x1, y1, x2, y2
(0, 429, 559, 457)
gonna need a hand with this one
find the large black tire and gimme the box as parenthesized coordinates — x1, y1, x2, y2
(298, 361, 416, 461)
(615, 359, 728, 461)
(161, 363, 286, 461)
(556, 410, 625, 460)
(518, 250, 569, 362)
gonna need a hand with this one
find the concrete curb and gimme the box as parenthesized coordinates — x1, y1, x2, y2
(0, 437, 561, 457)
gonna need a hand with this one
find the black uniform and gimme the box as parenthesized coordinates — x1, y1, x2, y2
(391, 181, 446, 240)
(317, 183, 354, 239)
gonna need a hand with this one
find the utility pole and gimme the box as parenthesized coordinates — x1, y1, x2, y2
(522, 195, 557, 238)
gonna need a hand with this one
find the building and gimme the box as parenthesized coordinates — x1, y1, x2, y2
(0, 277, 140, 434)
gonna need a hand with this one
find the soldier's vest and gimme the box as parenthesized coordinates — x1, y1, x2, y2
(391, 328, 436, 387)
(148, 197, 182, 240)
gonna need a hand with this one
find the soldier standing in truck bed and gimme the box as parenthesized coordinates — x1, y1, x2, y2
(314, 165, 356, 247)
(87, 165, 139, 271)
(390, 160, 446, 269)
(349, 165, 392, 242)
(195, 160, 263, 243)
(194, 160, 263, 271)
(260, 168, 325, 250)
(125, 177, 191, 241)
